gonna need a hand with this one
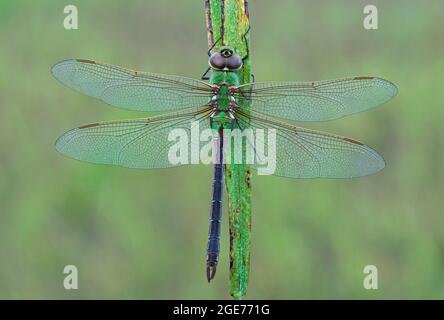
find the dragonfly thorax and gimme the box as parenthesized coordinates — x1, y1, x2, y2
(211, 83, 237, 108)
(209, 83, 237, 127)
(209, 66, 240, 118)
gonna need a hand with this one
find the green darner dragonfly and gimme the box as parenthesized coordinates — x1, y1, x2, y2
(52, 47, 397, 282)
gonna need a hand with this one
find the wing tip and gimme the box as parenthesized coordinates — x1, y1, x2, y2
(51, 58, 96, 77)
(354, 76, 399, 97)
(371, 76, 399, 98)
(373, 152, 386, 174)
(54, 128, 77, 154)
(359, 144, 386, 177)
(51, 58, 75, 69)
(376, 77, 398, 98)
(51, 59, 76, 80)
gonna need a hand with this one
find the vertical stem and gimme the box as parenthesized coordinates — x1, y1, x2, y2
(205, 0, 252, 300)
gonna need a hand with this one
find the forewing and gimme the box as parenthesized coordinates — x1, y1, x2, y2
(52, 59, 213, 112)
(236, 77, 397, 122)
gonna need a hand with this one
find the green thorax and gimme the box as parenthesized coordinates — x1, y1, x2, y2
(210, 70, 240, 129)
(210, 69, 241, 86)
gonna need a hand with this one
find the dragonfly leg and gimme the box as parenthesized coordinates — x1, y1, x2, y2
(241, 25, 251, 61)
(202, 35, 223, 80)
(246, 74, 255, 97)
(235, 80, 255, 102)
(240, 26, 255, 85)
(201, 66, 211, 81)
(249, 74, 255, 97)
(208, 35, 223, 57)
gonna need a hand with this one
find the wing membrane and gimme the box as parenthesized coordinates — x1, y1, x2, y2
(55, 107, 212, 169)
(236, 111, 385, 178)
(52, 59, 213, 112)
(236, 77, 397, 122)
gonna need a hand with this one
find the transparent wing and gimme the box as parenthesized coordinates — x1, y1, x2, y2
(236, 77, 397, 122)
(55, 107, 212, 169)
(235, 111, 385, 178)
(52, 59, 213, 112)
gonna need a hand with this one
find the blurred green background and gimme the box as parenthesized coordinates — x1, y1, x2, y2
(1, 0, 443, 299)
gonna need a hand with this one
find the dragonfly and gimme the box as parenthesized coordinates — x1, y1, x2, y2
(52, 47, 397, 282)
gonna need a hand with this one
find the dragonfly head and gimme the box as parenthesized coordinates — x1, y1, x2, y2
(209, 46, 243, 71)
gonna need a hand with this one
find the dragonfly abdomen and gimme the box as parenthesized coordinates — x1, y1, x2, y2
(206, 128, 224, 282)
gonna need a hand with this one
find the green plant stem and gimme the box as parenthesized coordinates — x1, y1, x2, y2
(205, 0, 252, 300)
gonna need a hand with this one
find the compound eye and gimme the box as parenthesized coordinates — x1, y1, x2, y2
(209, 52, 226, 69)
(226, 54, 243, 70)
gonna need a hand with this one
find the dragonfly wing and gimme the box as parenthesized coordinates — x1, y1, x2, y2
(236, 77, 397, 121)
(236, 112, 385, 178)
(55, 107, 212, 169)
(52, 59, 213, 112)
